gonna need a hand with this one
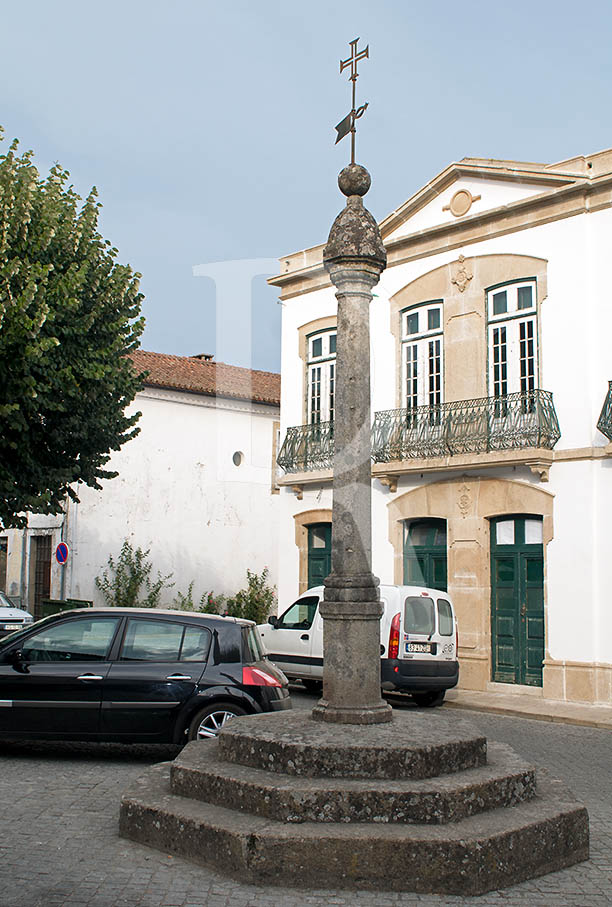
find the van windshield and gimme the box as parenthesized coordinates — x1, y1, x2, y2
(404, 596, 435, 635)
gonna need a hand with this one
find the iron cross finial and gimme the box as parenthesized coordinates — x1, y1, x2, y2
(334, 37, 369, 164)
(340, 37, 369, 82)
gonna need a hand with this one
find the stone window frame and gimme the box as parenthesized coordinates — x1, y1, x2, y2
(389, 255, 548, 409)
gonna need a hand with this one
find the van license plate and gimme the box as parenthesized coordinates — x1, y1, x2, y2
(406, 642, 431, 654)
(3, 624, 20, 631)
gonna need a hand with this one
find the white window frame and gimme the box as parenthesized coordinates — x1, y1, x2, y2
(400, 301, 444, 412)
(487, 280, 538, 399)
(307, 329, 336, 424)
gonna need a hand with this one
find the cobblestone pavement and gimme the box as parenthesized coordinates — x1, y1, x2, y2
(0, 691, 610, 907)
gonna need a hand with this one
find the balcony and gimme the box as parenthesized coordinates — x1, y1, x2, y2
(276, 420, 334, 474)
(372, 390, 561, 463)
(276, 391, 561, 484)
(371, 390, 560, 463)
(597, 381, 612, 441)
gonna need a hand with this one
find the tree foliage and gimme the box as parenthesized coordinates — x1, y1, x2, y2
(0, 129, 146, 528)
(95, 539, 174, 608)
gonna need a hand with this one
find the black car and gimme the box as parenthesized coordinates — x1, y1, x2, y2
(0, 608, 291, 743)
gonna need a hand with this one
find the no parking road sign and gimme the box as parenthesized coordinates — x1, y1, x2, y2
(55, 542, 69, 565)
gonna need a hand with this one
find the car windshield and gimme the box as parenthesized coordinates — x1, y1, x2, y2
(404, 596, 435, 635)
(0, 591, 16, 609)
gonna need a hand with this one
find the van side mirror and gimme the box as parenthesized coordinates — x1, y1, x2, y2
(268, 616, 278, 628)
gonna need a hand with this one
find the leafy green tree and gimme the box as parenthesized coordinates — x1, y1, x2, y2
(95, 539, 174, 608)
(0, 129, 145, 528)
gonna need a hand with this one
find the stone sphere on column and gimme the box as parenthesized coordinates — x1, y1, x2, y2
(338, 164, 371, 198)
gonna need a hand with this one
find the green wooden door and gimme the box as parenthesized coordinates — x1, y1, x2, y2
(307, 524, 331, 588)
(490, 516, 544, 686)
(403, 519, 447, 592)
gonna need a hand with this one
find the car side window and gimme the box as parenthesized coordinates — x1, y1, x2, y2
(277, 596, 319, 630)
(120, 619, 211, 662)
(181, 626, 212, 662)
(21, 617, 120, 662)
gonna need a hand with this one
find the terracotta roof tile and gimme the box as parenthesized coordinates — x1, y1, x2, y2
(130, 350, 280, 407)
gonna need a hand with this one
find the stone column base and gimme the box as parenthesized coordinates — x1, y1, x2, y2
(313, 595, 393, 725)
(311, 700, 393, 724)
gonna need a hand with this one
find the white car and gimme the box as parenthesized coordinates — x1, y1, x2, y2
(258, 584, 459, 707)
(0, 591, 34, 638)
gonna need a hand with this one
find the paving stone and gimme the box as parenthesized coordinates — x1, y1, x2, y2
(0, 696, 609, 905)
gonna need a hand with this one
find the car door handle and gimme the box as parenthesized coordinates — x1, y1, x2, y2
(77, 673, 104, 681)
(166, 674, 192, 681)
(300, 634, 309, 641)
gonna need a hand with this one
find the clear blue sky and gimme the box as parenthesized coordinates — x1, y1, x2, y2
(2, 1, 611, 372)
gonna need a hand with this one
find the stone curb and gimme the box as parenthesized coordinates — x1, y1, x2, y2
(444, 692, 612, 730)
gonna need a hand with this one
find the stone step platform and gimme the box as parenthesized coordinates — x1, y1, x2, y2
(171, 739, 536, 825)
(120, 762, 589, 896)
(217, 710, 487, 779)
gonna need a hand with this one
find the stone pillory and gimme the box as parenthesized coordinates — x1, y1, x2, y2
(311, 161, 392, 725)
(118, 40, 590, 895)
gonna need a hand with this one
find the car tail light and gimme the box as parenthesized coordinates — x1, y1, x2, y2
(388, 612, 401, 660)
(242, 665, 282, 687)
(455, 622, 459, 653)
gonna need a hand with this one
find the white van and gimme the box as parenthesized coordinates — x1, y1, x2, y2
(257, 584, 459, 707)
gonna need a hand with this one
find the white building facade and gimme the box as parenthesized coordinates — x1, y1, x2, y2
(0, 351, 281, 612)
(271, 149, 612, 706)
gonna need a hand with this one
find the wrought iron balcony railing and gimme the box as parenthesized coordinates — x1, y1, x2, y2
(277, 420, 334, 473)
(371, 390, 561, 463)
(277, 392, 561, 474)
(597, 381, 612, 441)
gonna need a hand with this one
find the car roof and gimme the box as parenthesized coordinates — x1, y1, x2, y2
(40, 608, 254, 626)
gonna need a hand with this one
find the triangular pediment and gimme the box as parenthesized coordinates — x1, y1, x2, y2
(380, 157, 584, 242)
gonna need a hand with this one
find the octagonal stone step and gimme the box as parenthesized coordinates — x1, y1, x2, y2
(171, 739, 535, 825)
(217, 710, 487, 779)
(120, 762, 588, 895)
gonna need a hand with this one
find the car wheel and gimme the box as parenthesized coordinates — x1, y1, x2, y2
(187, 703, 247, 741)
(302, 678, 322, 694)
(411, 691, 445, 708)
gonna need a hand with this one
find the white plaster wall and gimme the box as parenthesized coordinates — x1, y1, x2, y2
(594, 457, 612, 660)
(545, 460, 599, 663)
(65, 389, 280, 607)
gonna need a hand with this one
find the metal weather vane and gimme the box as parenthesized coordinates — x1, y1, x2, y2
(334, 38, 369, 164)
